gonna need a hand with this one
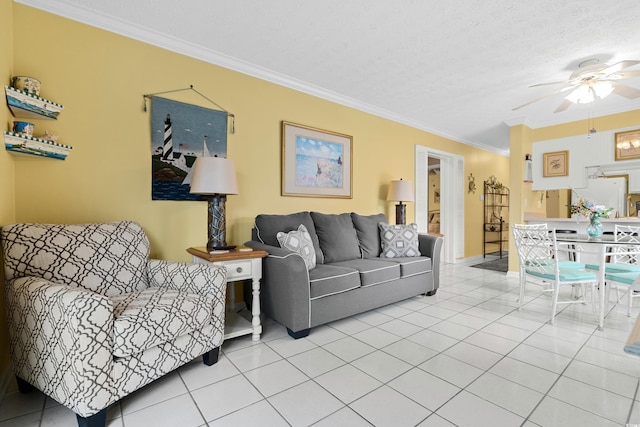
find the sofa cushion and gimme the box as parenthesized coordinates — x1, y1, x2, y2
(277, 224, 316, 270)
(382, 256, 431, 277)
(379, 223, 421, 258)
(111, 288, 211, 358)
(351, 213, 388, 258)
(309, 264, 360, 299)
(331, 259, 400, 287)
(255, 212, 324, 264)
(311, 212, 361, 263)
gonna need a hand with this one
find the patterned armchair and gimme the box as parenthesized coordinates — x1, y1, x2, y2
(1, 221, 226, 427)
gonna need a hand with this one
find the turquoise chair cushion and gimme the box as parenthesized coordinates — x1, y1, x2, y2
(585, 263, 640, 273)
(558, 260, 585, 269)
(526, 268, 596, 282)
(604, 271, 640, 286)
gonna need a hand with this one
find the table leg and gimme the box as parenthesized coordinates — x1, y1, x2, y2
(598, 245, 606, 330)
(251, 277, 262, 341)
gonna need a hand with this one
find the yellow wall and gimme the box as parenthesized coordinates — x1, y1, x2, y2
(9, 5, 508, 262)
(0, 0, 15, 390)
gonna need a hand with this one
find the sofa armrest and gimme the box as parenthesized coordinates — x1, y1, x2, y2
(5, 277, 115, 416)
(419, 233, 444, 290)
(245, 241, 312, 332)
(147, 259, 227, 301)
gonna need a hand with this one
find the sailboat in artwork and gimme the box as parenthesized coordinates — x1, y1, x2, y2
(182, 135, 210, 185)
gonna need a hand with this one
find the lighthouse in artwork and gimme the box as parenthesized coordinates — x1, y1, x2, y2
(162, 114, 173, 160)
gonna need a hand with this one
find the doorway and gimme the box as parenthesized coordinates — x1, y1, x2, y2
(415, 145, 464, 263)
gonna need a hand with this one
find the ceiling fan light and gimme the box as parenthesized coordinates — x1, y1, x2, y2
(566, 85, 594, 104)
(592, 81, 614, 99)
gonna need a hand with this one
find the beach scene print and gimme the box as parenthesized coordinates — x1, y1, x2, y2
(295, 136, 343, 189)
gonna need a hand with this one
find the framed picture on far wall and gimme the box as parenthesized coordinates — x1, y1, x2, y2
(281, 121, 352, 198)
(543, 150, 568, 177)
(615, 129, 640, 161)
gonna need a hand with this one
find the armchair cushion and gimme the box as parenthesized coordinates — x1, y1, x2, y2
(111, 288, 211, 358)
(2, 222, 150, 297)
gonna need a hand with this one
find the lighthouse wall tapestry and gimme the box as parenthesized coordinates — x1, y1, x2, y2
(150, 96, 228, 200)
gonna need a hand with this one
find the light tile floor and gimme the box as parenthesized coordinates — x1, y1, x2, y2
(2, 256, 640, 427)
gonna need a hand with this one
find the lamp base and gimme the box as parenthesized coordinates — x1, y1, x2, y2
(206, 195, 235, 251)
(395, 203, 406, 225)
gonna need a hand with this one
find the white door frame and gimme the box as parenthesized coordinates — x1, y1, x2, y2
(415, 145, 464, 263)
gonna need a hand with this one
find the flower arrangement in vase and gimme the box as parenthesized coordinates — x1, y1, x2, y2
(570, 198, 614, 238)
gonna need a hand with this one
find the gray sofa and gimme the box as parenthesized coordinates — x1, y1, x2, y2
(245, 211, 443, 339)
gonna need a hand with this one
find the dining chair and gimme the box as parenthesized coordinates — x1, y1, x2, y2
(512, 224, 597, 325)
(592, 224, 640, 316)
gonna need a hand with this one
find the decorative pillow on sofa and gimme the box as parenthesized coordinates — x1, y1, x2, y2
(277, 224, 317, 270)
(379, 222, 421, 258)
(311, 212, 361, 263)
(255, 211, 324, 264)
(351, 213, 388, 258)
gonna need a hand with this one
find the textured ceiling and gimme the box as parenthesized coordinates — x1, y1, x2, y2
(19, 0, 640, 155)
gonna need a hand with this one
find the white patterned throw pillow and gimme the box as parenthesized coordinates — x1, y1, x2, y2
(379, 222, 421, 258)
(277, 224, 317, 270)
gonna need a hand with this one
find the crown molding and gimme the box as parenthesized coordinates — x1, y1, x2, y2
(17, 0, 510, 157)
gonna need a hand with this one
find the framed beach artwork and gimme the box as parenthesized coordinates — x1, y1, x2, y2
(614, 129, 640, 161)
(281, 121, 352, 198)
(543, 150, 568, 177)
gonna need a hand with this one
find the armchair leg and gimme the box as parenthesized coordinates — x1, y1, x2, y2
(76, 409, 106, 427)
(15, 376, 35, 393)
(203, 347, 220, 366)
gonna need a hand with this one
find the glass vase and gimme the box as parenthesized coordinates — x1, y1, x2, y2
(586, 216, 603, 238)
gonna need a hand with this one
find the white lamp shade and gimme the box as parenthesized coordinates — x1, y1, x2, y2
(189, 156, 238, 195)
(387, 179, 414, 202)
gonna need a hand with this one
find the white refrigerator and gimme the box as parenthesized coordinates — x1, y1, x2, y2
(572, 177, 627, 217)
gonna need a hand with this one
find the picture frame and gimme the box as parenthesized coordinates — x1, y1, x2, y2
(281, 121, 352, 198)
(614, 129, 640, 161)
(543, 150, 568, 177)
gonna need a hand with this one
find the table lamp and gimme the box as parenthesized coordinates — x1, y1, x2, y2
(387, 178, 415, 225)
(190, 156, 238, 250)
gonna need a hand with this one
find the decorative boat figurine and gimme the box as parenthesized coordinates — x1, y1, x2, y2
(3, 131, 72, 160)
(4, 85, 64, 120)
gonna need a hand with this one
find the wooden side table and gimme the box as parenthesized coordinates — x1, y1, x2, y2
(188, 247, 268, 341)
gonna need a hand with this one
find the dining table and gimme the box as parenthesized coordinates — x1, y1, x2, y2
(554, 233, 640, 330)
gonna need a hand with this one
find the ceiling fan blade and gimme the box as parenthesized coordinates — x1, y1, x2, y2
(512, 85, 576, 111)
(553, 99, 573, 113)
(529, 81, 566, 88)
(611, 81, 640, 99)
(610, 70, 640, 79)
(601, 60, 640, 76)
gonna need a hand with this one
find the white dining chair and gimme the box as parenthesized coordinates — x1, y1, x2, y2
(594, 224, 640, 316)
(512, 224, 597, 325)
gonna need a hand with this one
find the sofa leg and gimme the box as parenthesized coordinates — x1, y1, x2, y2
(15, 376, 35, 393)
(425, 289, 437, 296)
(287, 328, 310, 339)
(203, 347, 220, 366)
(76, 409, 106, 427)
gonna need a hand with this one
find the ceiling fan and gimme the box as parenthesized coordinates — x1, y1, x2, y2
(513, 59, 640, 113)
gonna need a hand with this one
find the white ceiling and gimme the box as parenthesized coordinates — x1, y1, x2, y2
(19, 0, 640, 156)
